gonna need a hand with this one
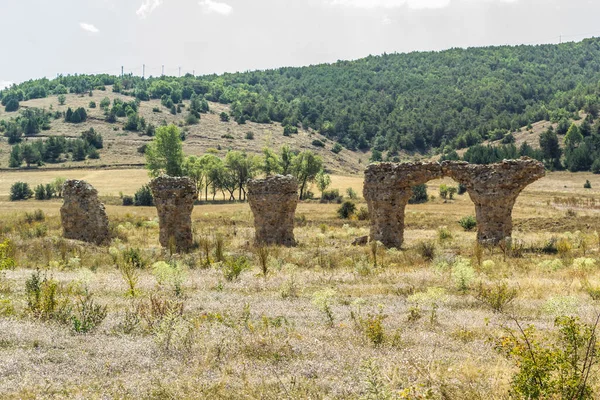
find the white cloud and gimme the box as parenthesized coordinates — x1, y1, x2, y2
(199, 0, 233, 15)
(382, 15, 393, 24)
(79, 22, 99, 33)
(329, 0, 518, 10)
(0, 81, 13, 90)
(137, 0, 163, 18)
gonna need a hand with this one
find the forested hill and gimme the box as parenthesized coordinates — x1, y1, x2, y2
(3, 37, 600, 158)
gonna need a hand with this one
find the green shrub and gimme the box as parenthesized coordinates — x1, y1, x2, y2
(185, 113, 199, 125)
(416, 241, 436, 261)
(283, 125, 298, 136)
(337, 201, 356, 219)
(10, 182, 33, 201)
(89, 101, 96, 108)
(219, 112, 230, 122)
(346, 187, 358, 199)
(223, 256, 249, 281)
(496, 316, 599, 399)
(451, 258, 475, 292)
(409, 184, 428, 204)
(321, 189, 342, 203)
(70, 289, 107, 333)
(58, 94, 66, 105)
(0, 240, 16, 270)
(134, 185, 154, 206)
(437, 226, 452, 241)
(474, 281, 518, 312)
(331, 143, 343, 154)
(245, 131, 254, 140)
(458, 215, 477, 231)
(584, 179, 592, 189)
(34, 184, 47, 200)
(356, 207, 370, 221)
(312, 139, 325, 147)
(5, 98, 19, 112)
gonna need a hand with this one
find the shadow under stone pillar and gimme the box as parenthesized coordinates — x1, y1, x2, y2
(247, 175, 298, 246)
(364, 162, 443, 249)
(443, 158, 545, 244)
(149, 176, 197, 252)
(60, 180, 110, 245)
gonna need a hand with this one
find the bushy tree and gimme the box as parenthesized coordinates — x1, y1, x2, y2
(145, 124, 184, 177)
(261, 147, 282, 176)
(292, 150, 323, 200)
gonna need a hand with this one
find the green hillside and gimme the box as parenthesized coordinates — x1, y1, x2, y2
(3, 37, 600, 171)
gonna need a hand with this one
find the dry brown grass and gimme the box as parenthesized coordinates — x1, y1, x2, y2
(0, 170, 599, 398)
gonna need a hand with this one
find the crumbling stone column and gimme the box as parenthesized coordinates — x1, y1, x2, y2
(443, 158, 545, 244)
(60, 180, 110, 245)
(363, 162, 442, 248)
(247, 175, 298, 246)
(149, 176, 197, 252)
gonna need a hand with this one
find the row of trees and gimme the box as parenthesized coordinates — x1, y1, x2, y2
(145, 125, 325, 201)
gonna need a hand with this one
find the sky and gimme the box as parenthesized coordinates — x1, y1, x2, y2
(2, 0, 600, 89)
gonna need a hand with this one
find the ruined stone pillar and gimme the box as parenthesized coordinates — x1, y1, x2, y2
(149, 176, 197, 252)
(247, 175, 298, 246)
(443, 158, 545, 244)
(60, 180, 110, 245)
(364, 162, 442, 248)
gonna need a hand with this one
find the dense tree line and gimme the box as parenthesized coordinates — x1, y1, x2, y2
(6, 38, 600, 159)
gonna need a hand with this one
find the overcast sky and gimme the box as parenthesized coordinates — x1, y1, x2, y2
(2, 0, 600, 89)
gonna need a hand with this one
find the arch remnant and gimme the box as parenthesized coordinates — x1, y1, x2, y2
(363, 158, 545, 248)
(247, 175, 299, 246)
(149, 176, 197, 253)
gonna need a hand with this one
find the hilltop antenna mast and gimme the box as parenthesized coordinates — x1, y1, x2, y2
(121, 66, 124, 77)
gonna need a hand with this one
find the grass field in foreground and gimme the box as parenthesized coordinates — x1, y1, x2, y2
(0, 169, 600, 398)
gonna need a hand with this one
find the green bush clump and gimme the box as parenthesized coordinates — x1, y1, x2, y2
(496, 316, 599, 399)
(321, 189, 342, 203)
(337, 201, 356, 219)
(134, 185, 154, 206)
(459, 215, 477, 231)
(409, 184, 428, 204)
(10, 182, 33, 201)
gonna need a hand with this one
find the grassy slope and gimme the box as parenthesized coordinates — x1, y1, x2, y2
(0, 89, 367, 175)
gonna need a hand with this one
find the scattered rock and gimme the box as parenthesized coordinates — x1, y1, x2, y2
(60, 180, 110, 245)
(149, 176, 197, 252)
(247, 175, 298, 246)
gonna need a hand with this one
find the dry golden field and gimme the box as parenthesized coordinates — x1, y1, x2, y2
(0, 169, 600, 399)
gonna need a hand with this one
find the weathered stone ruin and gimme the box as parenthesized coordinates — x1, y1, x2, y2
(247, 175, 299, 246)
(149, 176, 197, 252)
(364, 158, 545, 248)
(60, 180, 110, 245)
